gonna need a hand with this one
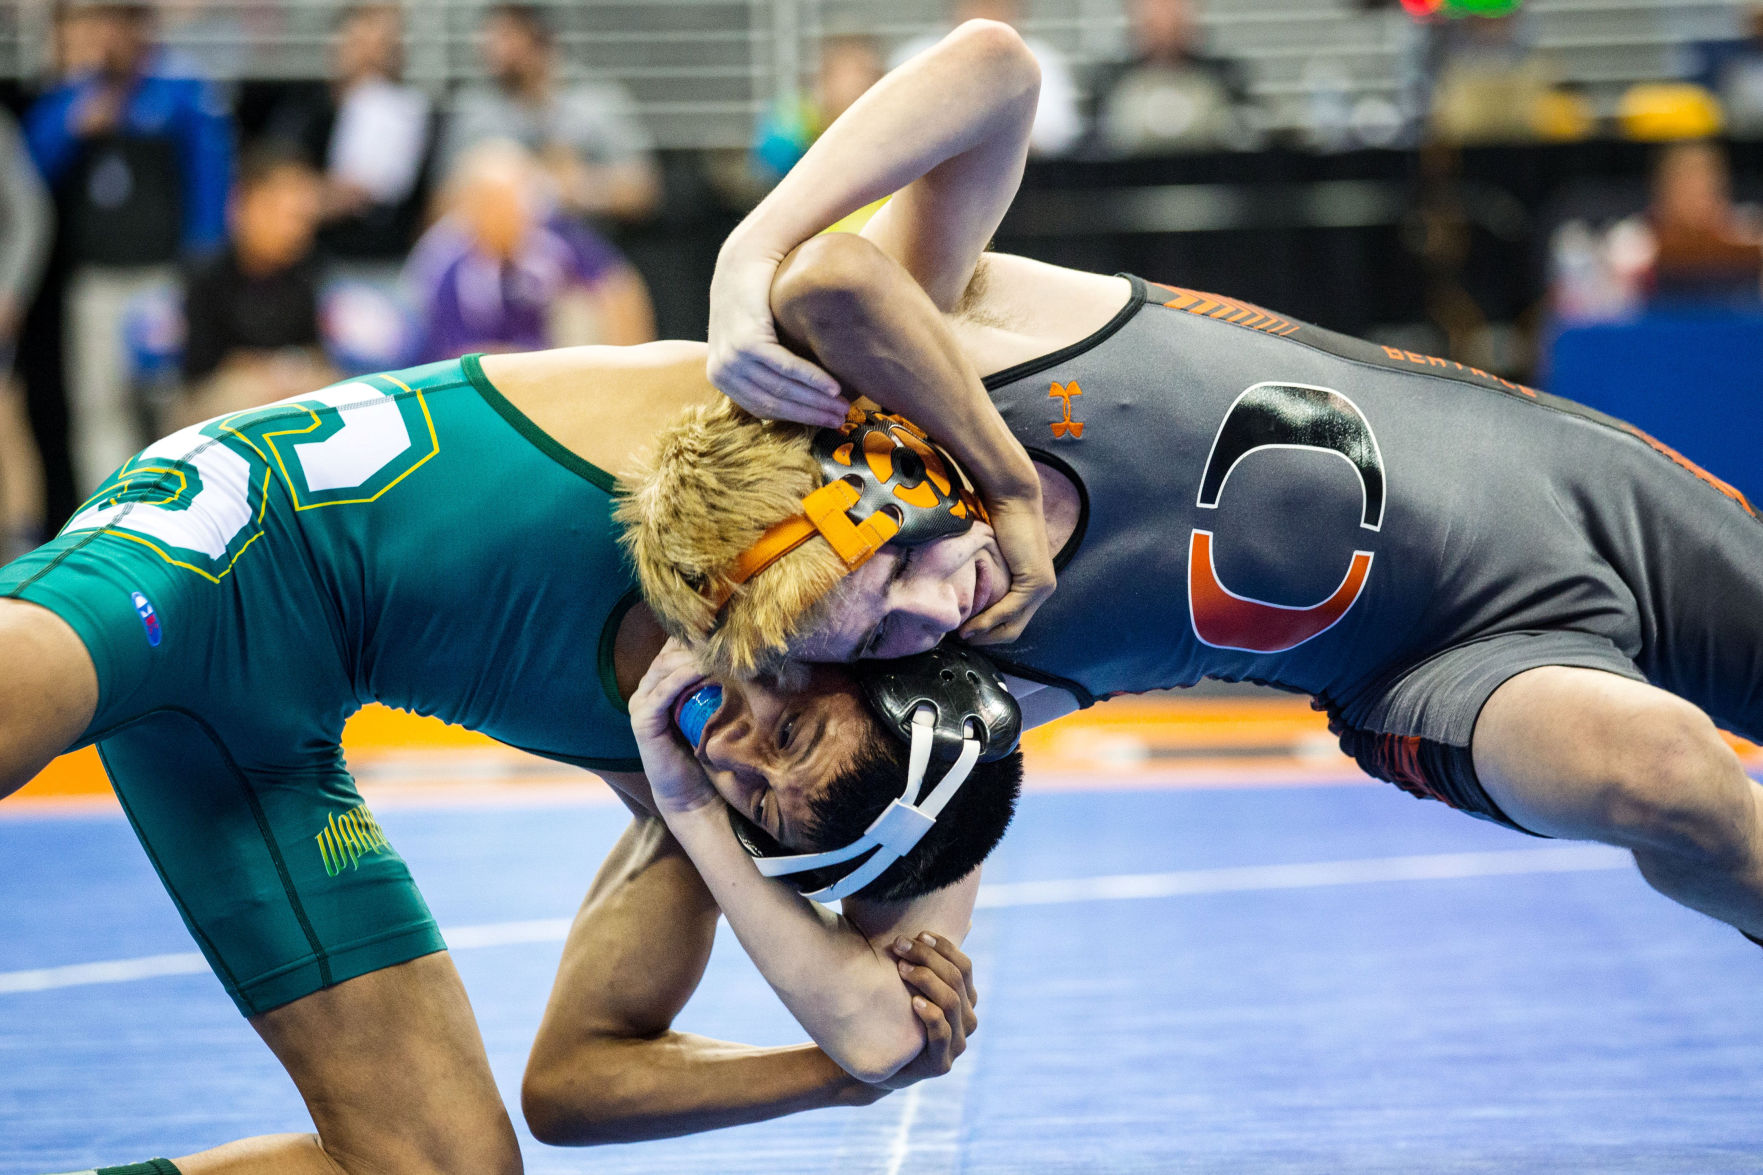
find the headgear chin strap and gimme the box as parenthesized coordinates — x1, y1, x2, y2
(729, 644, 1021, 903)
(707, 408, 988, 612)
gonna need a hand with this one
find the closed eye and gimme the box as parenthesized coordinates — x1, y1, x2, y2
(858, 549, 917, 658)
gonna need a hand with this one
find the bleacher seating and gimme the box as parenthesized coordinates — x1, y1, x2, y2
(0, 0, 1753, 148)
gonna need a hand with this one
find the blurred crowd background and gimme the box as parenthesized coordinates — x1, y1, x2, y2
(1, 0, 1761, 564)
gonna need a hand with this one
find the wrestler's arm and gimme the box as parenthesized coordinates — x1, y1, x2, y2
(760, 229, 1049, 642)
(525, 770, 979, 1140)
(712, 20, 1049, 640)
(521, 806, 886, 1144)
(661, 800, 981, 1084)
(634, 642, 979, 1084)
(711, 18, 1039, 410)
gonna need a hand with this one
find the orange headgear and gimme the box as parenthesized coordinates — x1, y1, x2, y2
(707, 408, 988, 612)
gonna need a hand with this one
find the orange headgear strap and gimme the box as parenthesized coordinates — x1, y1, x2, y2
(703, 480, 904, 612)
(703, 409, 985, 616)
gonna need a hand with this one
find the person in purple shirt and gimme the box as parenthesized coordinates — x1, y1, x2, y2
(24, 1, 233, 494)
(406, 139, 654, 361)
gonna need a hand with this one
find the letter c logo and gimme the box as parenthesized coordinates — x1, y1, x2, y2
(1188, 382, 1384, 653)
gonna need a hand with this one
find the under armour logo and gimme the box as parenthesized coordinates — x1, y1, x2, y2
(1049, 381, 1084, 439)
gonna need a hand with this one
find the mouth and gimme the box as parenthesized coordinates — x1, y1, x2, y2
(968, 558, 996, 624)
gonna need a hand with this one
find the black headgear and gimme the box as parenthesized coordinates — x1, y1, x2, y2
(731, 643, 1021, 903)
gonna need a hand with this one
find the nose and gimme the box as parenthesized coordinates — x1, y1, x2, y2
(896, 580, 964, 636)
(698, 684, 778, 771)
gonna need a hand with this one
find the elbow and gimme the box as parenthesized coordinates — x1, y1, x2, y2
(521, 1046, 638, 1147)
(833, 1014, 926, 1087)
(771, 233, 892, 335)
(947, 19, 1041, 106)
(521, 1064, 594, 1147)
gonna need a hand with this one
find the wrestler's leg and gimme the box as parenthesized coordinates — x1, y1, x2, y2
(1474, 665, 1763, 935)
(172, 953, 521, 1175)
(0, 597, 98, 799)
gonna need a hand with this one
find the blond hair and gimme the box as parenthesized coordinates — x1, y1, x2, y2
(617, 399, 846, 676)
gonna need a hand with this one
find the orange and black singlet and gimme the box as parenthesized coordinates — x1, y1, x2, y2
(980, 275, 1763, 827)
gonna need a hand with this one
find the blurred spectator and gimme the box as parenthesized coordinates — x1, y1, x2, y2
(752, 35, 886, 183)
(176, 147, 336, 430)
(1090, 0, 1250, 155)
(442, 4, 660, 225)
(0, 109, 53, 559)
(1645, 140, 1763, 305)
(1424, 13, 1562, 145)
(24, 0, 233, 492)
(407, 140, 655, 361)
(264, 4, 435, 265)
(891, 1, 1083, 157)
(1697, 3, 1763, 139)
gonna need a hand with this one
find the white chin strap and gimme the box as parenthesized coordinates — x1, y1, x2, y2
(752, 704, 982, 903)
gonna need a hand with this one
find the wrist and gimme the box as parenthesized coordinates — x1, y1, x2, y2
(658, 793, 731, 834)
(961, 422, 1041, 499)
(717, 223, 789, 270)
(834, 1071, 892, 1106)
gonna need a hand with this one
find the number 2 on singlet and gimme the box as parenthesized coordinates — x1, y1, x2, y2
(63, 379, 438, 582)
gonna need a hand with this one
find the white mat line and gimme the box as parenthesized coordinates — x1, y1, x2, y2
(973, 845, 1630, 908)
(0, 846, 1631, 995)
(882, 1085, 924, 1175)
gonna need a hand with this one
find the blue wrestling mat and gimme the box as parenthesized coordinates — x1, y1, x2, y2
(6, 782, 1763, 1174)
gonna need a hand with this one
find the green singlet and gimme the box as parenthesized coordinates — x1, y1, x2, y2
(0, 356, 641, 1015)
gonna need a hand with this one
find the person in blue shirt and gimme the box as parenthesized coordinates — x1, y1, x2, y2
(24, 0, 233, 493)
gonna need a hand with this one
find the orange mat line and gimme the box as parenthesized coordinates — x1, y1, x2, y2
(12, 697, 1762, 803)
(12, 705, 508, 802)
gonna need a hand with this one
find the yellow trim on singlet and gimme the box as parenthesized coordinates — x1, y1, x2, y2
(88, 464, 276, 585)
(219, 375, 441, 512)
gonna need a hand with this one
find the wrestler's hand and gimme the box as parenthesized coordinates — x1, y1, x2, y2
(961, 490, 1055, 646)
(629, 638, 721, 818)
(708, 249, 847, 429)
(872, 932, 979, 1089)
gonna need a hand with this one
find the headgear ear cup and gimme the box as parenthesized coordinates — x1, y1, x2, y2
(730, 642, 1021, 903)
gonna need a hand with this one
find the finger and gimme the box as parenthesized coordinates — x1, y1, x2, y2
(633, 662, 711, 730)
(923, 934, 977, 1008)
(717, 372, 787, 416)
(757, 345, 841, 398)
(722, 376, 846, 430)
(632, 646, 702, 699)
(960, 601, 1027, 644)
(739, 373, 847, 428)
(961, 583, 1052, 644)
(910, 995, 954, 1067)
(895, 959, 966, 1037)
(893, 935, 968, 1007)
(897, 955, 962, 1016)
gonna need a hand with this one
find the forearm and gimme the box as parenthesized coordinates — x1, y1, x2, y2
(526, 807, 886, 1142)
(719, 21, 1037, 275)
(663, 800, 925, 1083)
(773, 232, 1037, 496)
(527, 1031, 876, 1145)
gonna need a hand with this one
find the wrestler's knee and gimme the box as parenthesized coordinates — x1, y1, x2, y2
(1591, 699, 1754, 867)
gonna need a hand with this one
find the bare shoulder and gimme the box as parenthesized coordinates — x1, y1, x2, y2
(948, 253, 1133, 379)
(479, 342, 719, 479)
